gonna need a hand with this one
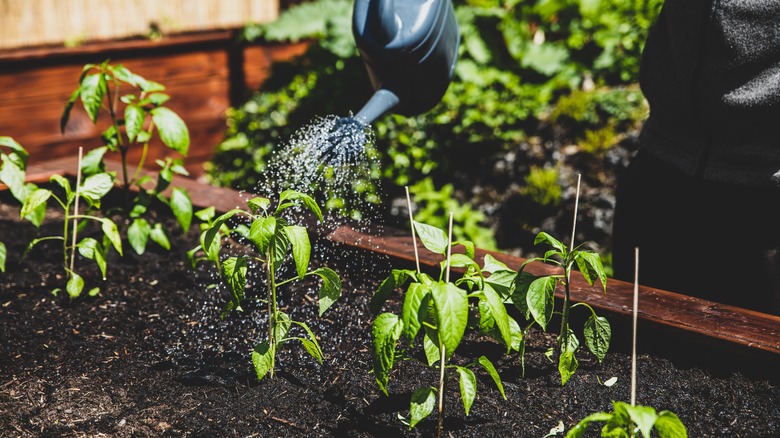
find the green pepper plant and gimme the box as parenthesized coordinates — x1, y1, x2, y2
(370, 220, 517, 433)
(191, 190, 341, 381)
(60, 60, 193, 255)
(513, 231, 611, 385)
(20, 148, 123, 298)
(567, 401, 687, 438)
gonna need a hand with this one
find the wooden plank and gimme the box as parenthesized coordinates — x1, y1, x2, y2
(19, 159, 780, 361)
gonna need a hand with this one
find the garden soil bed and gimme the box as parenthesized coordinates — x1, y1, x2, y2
(1, 197, 779, 437)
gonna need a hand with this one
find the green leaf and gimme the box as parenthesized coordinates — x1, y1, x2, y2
(583, 315, 611, 363)
(430, 281, 468, 360)
(79, 173, 114, 206)
(482, 254, 510, 273)
(481, 283, 512, 352)
(455, 366, 477, 415)
(124, 104, 145, 142)
(401, 282, 429, 342)
(150, 107, 190, 155)
(574, 251, 608, 292)
(512, 271, 537, 319)
(269, 228, 290, 273)
(150, 223, 171, 250)
(203, 209, 240, 251)
(66, 270, 85, 299)
(80, 146, 108, 176)
(77, 237, 106, 279)
(60, 88, 81, 133)
(527, 276, 557, 330)
(284, 225, 310, 279)
(534, 231, 566, 254)
(223, 257, 247, 312)
(0, 155, 27, 202)
(128, 218, 150, 255)
(370, 269, 415, 315)
(277, 190, 323, 221)
(79, 72, 107, 123)
(413, 221, 448, 255)
(565, 412, 614, 438)
(485, 270, 516, 298)
(20, 188, 51, 220)
(249, 216, 277, 254)
(170, 187, 192, 232)
(98, 218, 122, 256)
(0, 241, 7, 273)
(423, 331, 440, 366)
(251, 340, 273, 382)
(293, 320, 324, 362)
(477, 356, 506, 399)
(654, 411, 688, 438)
(147, 92, 170, 106)
(624, 404, 659, 438)
(247, 196, 270, 214)
(300, 338, 323, 364)
(313, 267, 341, 316)
(110, 64, 138, 86)
(448, 253, 479, 271)
(408, 386, 436, 429)
(371, 312, 403, 395)
(559, 329, 579, 386)
(274, 311, 291, 343)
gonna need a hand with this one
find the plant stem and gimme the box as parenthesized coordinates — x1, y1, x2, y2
(267, 249, 278, 379)
(437, 344, 446, 438)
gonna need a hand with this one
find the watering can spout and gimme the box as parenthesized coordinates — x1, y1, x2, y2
(354, 88, 400, 126)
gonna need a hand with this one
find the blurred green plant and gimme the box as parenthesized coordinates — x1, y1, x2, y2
(520, 166, 561, 207)
(410, 178, 497, 250)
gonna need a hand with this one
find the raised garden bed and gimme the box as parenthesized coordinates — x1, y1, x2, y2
(1, 160, 779, 436)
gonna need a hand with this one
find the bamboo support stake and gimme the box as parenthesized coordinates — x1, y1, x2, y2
(405, 186, 421, 274)
(69, 147, 83, 272)
(569, 174, 581, 253)
(631, 247, 639, 406)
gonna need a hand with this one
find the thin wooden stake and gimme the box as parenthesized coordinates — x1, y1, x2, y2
(405, 186, 421, 274)
(569, 174, 582, 253)
(69, 147, 83, 272)
(631, 246, 639, 406)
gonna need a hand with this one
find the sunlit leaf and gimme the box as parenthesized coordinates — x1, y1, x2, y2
(409, 386, 436, 428)
(284, 225, 310, 279)
(128, 218, 150, 255)
(170, 187, 192, 232)
(79, 72, 107, 123)
(583, 315, 611, 363)
(654, 411, 688, 438)
(477, 356, 506, 399)
(401, 282, 429, 342)
(413, 221, 448, 255)
(455, 366, 477, 415)
(313, 267, 341, 316)
(430, 281, 468, 360)
(527, 276, 556, 330)
(151, 107, 189, 155)
(252, 340, 273, 382)
(150, 223, 171, 250)
(249, 216, 277, 254)
(125, 104, 145, 142)
(371, 312, 403, 395)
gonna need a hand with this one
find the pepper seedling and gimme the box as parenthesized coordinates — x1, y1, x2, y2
(193, 190, 341, 381)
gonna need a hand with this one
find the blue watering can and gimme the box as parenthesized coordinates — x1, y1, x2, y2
(321, 0, 459, 164)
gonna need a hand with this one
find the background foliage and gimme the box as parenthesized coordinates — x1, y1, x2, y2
(206, 0, 662, 257)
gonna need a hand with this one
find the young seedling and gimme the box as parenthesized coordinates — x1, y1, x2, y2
(193, 190, 341, 381)
(20, 148, 123, 298)
(371, 214, 515, 433)
(61, 60, 193, 254)
(513, 176, 611, 385)
(567, 248, 687, 438)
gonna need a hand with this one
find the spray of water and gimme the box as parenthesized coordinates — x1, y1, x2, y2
(170, 114, 390, 373)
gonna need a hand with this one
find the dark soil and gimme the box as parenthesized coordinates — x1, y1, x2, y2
(1, 197, 779, 437)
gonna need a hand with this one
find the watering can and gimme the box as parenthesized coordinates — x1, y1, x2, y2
(321, 0, 460, 163)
